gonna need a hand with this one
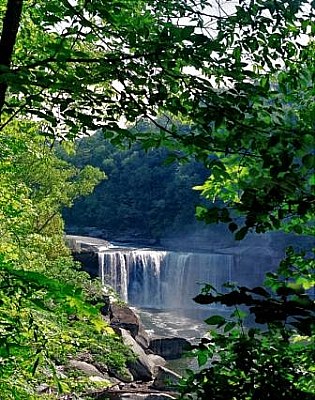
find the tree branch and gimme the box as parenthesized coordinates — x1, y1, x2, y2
(13, 51, 160, 73)
(36, 211, 59, 234)
(0, 0, 24, 116)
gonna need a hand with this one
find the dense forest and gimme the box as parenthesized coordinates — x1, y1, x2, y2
(60, 130, 209, 239)
(0, 0, 314, 399)
(0, 125, 132, 397)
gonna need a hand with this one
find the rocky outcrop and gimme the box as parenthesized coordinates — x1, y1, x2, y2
(65, 235, 109, 277)
(62, 299, 184, 400)
(110, 304, 141, 337)
(149, 337, 191, 360)
(110, 303, 150, 349)
(152, 366, 182, 390)
(109, 304, 190, 362)
(119, 328, 155, 382)
(72, 250, 99, 277)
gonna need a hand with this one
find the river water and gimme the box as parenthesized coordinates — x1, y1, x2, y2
(134, 306, 232, 340)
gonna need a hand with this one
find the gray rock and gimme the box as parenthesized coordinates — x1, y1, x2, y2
(120, 329, 155, 381)
(68, 360, 105, 378)
(135, 324, 150, 350)
(147, 354, 166, 370)
(152, 366, 182, 390)
(109, 303, 150, 350)
(110, 304, 141, 338)
(149, 337, 191, 360)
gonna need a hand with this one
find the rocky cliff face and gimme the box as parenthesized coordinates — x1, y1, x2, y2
(65, 235, 110, 276)
(66, 230, 303, 282)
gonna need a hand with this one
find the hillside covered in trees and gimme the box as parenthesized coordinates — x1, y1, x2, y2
(60, 130, 209, 239)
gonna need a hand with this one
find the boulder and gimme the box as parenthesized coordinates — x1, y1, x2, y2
(147, 354, 167, 370)
(149, 337, 191, 360)
(119, 329, 155, 382)
(68, 360, 105, 378)
(68, 360, 120, 388)
(152, 366, 182, 390)
(135, 324, 150, 350)
(110, 304, 150, 350)
(110, 304, 141, 338)
(108, 366, 134, 383)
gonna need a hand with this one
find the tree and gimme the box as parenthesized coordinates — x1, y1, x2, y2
(0, 122, 134, 398)
(0, 0, 314, 232)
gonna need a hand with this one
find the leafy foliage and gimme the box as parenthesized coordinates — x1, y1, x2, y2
(0, 124, 132, 398)
(0, 0, 314, 233)
(0, 0, 314, 398)
(60, 130, 208, 238)
(179, 248, 315, 399)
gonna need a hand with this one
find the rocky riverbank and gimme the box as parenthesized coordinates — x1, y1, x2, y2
(51, 300, 191, 400)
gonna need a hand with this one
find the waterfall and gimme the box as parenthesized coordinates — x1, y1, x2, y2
(98, 248, 234, 309)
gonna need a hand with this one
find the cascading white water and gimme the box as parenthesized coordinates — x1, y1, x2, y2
(98, 251, 130, 302)
(98, 248, 234, 310)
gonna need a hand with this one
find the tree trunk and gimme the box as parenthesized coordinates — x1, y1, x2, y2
(0, 0, 24, 117)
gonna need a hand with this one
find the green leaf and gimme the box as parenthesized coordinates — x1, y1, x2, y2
(235, 227, 249, 240)
(180, 25, 195, 40)
(197, 349, 208, 367)
(302, 154, 315, 169)
(224, 321, 236, 332)
(292, 224, 303, 234)
(204, 315, 226, 326)
(308, 174, 315, 186)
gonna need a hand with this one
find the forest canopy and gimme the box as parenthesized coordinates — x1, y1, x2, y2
(60, 130, 209, 238)
(0, 0, 314, 236)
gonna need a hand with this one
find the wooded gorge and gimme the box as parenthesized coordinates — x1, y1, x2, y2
(0, 0, 314, 398)
(60, 130, 209, 239)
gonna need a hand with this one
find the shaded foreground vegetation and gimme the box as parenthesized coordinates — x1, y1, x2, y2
(0, 125, 134, 397)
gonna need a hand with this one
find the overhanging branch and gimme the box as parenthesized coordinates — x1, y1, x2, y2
(13, 51, 161, 72)
(0, 0, 24, 116)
